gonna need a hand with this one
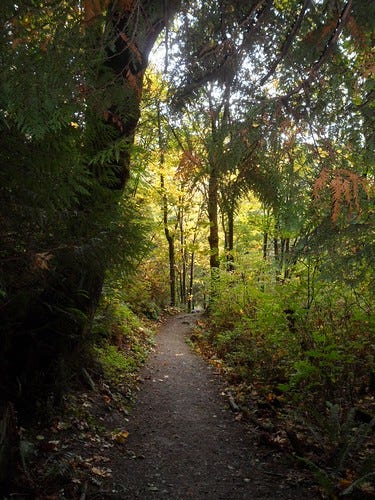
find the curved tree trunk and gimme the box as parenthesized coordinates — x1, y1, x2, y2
(1, 0, 182, 422)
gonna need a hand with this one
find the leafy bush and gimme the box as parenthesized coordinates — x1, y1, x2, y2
(92, 288, 155, 388)
(196, 268, 374, 496)
(206, 271, 303, 387)
(297, 402, 375, 497)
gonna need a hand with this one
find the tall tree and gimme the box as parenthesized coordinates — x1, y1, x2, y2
(0, 0, 181, 424)
(166, 0, 373, 287)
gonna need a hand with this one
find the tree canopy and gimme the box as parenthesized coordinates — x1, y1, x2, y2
(0, 0, 374, 495)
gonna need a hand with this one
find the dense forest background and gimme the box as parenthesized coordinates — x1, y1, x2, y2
(0, 0, 374, 496)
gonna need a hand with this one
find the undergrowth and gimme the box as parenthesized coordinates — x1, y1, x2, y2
(6, 286, 157, 498)
(92, 298, 155, 389)
(192, 270, 375, 498)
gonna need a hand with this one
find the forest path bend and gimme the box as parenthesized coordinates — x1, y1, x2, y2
(116, 313, 313, 499)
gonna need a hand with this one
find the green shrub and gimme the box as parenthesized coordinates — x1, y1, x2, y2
(94, 344, 138, 380)
(203, 271, 374, 406)
(92, 296, 155, 386)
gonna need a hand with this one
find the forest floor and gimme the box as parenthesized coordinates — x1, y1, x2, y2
(12, 313, 320, 499)
(104, 312, 317, 499)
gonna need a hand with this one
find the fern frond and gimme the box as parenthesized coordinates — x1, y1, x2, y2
(45, 451, 75, 481)
(313, 166, 373, 222)
(313, 167, 330, 199)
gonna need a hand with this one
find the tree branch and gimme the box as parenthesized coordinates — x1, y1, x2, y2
(260, 0, 311, 86)
(281, 0, 353, 101)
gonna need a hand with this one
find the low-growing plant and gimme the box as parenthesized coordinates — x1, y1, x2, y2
(297, 402, 375, 497)
(92, 277, 156, 389)
(190, 253, 375, 498)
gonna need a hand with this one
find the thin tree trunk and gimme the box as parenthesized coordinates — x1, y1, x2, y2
(274, 237, 281, 281)
(227, 209, 234, 271)
(263, 232, 268, 259)
(280, 238, 286, 275)
(221, 212, 228, 254)
(158, 101, 176, 307)
(208, 166, 220, 270)
(187, 249, 195, 313)
(207, 166, 220, 304)
(187, 204, 203, 312)
(283, 238, 291, 280)
(179, 201, 186, 305)
(160, 174, 176, 306)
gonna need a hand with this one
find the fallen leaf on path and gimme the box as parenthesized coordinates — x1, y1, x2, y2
(91, 466, 112, 477)
(112, 430, 129, 444)
(92, 454, 111, 462)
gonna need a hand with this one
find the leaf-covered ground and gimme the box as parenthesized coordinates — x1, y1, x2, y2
(10, 313, 321, 499)
(105, 313, 316, 499)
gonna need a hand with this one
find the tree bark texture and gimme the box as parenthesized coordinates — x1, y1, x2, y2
(208, 166, 220, 270)
(179, 204, 187, 305)
(226, 209, 235, 271)
(0, 0, 182, 422)
(161, 173, 177, 307)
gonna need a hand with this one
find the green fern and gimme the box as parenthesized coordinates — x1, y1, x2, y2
(45, 451, 76, 482)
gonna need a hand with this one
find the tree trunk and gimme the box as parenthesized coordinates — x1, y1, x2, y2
(1, 0, 182, 422)
(263, 232, 268, 259)
(208, 166, 220, 270)
(283, 237, 291, 280)
(167, 229, 177, 307)
(187, 205, 202, 312)
(160, 167, 176, 307)
(207, 164, 220, 302)
(187, 250, 195, 313)
(227, 208, 235, 271)
(274, 237, 281, 281)
(222, 212, 228, 255)
(179, 202, 187, 305)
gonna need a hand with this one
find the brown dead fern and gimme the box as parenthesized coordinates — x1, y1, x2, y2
(314, 167, 372, 222)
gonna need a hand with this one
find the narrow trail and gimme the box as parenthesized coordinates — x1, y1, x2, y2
(116, 314, 313, 499)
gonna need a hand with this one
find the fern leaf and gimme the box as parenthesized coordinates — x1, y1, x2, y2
(313, 167, 330, 199)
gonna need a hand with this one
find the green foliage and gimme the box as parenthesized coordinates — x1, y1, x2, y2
(206, 266, 374, 402)
(298, 402, 375, 497)
(207, 271, 298, 387)
(95, 344, 138, 381)
(103, 259, 164, 320)
(0, 0, 156, 423)
(92, 290, 155, 387)
(44, 451, 75, 484)
(195, 264, 374, 496)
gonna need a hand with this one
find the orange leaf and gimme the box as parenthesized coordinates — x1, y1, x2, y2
(111, 430, 129, 444)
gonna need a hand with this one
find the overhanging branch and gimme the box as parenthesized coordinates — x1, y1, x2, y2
(260, 0, 311, 86)
(281, 0, 353, 101)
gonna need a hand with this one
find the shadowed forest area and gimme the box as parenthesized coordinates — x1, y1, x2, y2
(0, 0, 374, 498)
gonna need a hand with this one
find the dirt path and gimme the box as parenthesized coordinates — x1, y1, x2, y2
(114, 314, 315, 499)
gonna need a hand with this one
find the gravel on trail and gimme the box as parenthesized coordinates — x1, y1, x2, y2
(114, 313, 316, 500)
